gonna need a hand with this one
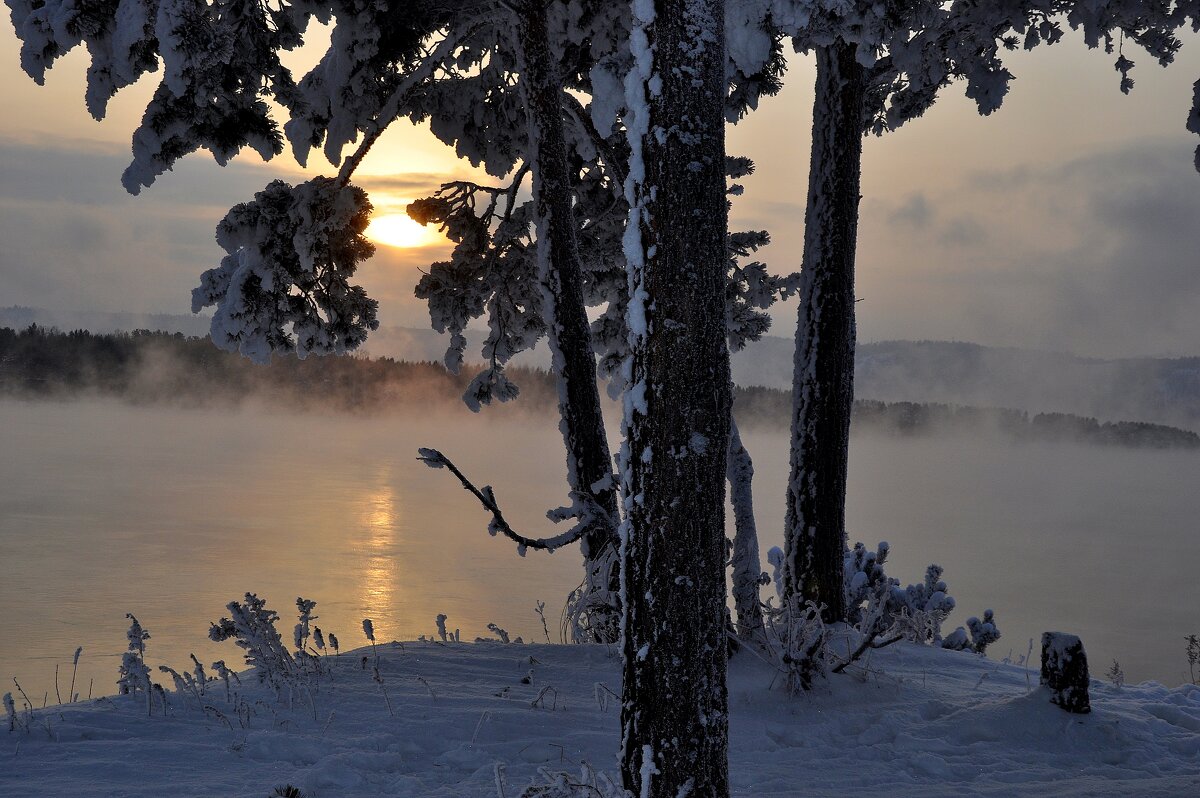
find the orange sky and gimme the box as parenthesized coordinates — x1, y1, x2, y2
(2, 23, 1199, 357)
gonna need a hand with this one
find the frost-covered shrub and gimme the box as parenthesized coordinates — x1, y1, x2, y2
(209, 594, 296, 687)
(891, 564, 956, 644)
(295, 598, 318, 652)
(966, 610, 1001, 654)
(843, 540, 1006, 658)
(508, 762, 630, 798)
(1106, 659, 1126, 688)
(941, 627, 969, 651)
(762, 597, 827, 693)
(4, 692, 17, 732)
(943, 609, 1002, 655)
(843, 541, 891, 626)
(117, 614, 152, 697)
(842, 543, 960, 645)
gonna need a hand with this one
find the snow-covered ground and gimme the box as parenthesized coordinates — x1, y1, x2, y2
(3, 639, 1199, 797)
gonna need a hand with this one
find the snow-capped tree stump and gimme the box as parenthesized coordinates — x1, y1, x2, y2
(1041, 632, 1091, 714)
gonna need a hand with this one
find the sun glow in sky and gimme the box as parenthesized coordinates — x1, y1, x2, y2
(366, 211, 443, 249)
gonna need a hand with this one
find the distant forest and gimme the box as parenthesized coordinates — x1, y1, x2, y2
(2, 325, 1197, 450)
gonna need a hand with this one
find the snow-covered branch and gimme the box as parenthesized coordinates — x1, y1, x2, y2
(415, 448, 608, 555)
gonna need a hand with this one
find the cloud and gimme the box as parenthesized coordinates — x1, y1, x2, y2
(355, 174, 447, 197)
(887, 192, 933, 229)
(854, 140, 1200, 358)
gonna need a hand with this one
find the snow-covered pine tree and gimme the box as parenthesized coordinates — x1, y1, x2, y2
(407, 1, 629, 641)
(618, 0, 733, 795)
(727, 0, 1200, 621)
(5, 0, 631, 637)
(411, 3, 790, 642)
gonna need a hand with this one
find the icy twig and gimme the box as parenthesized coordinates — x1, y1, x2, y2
(69, 647, 82, 704)
(531, 685, 558, 710)
(535, 601, 551, 644)
(471, 710, 491, 745)
(416, 448, 607, 555)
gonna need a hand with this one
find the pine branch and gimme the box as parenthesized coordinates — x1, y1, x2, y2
(337, 23, 486, 185)
(561, 92, 627, 189)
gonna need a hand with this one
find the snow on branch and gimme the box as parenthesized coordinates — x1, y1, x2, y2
(411, 164, 545, 405)
(416, 448, 609, 555)
(334, 23, 488, 185)
(192, 177, 378, 364)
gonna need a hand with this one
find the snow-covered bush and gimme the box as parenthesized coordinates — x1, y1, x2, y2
(843, 541, 891, 626)
(942, 609, 1002, 655)
(762, 597, 828, 693)
(294, 598, 318, 653)
(503, 762, 630, 798)
(966, 610, 1001, 654)
(765, 540, 1005, 687)
(117, 613, 153, 700)
(209, 593, 297, 687)
(843, 542, 962, 645)
(4, 691, 17, 732)
(1106, 660, 1126, 689)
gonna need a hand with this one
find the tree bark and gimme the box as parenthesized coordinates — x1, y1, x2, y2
(728, 419, 765, 646)
(782, 40, 866, 624)
(514, 1, 622, 641)
(619, 1, 731, 796)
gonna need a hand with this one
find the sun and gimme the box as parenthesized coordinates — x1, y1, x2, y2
(365, 213, 440, 249)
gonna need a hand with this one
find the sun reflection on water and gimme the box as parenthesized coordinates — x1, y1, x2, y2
(358, 474, 399, 618)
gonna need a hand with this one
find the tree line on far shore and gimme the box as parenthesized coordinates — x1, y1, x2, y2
(3, 325, 1195, 451)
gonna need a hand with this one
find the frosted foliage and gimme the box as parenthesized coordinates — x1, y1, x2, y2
(192, 177, 378, 365)
(966, 609, 1001, 654)
(405, 1, 792, 406)
(5, 0, 456, 191)
(411, 178, 544, 410)
(208, 593, 297, 687)
(942, 609, 1003, 655)
(728, 1, 1200, 165)
(116, 614, 152, 696)
(843, 541, 968, 645)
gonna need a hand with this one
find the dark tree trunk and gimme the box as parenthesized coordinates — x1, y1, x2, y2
(619, 1, 731, 796)
(782, 40, 866, 623)
(728, 420, 765, 646)
(514, 1, 622, 641)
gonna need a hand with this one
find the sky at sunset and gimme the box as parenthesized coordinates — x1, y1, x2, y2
(2, 23, 1198, 359)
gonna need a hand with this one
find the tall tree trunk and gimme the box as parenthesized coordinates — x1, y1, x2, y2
(514, 1, 622, 642)
(782, 40, 866, 624)
(728, 419, 765, 646)
(619, 1, 731, 796)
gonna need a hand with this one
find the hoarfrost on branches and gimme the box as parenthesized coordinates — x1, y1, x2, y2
(192, 178, 378, 364)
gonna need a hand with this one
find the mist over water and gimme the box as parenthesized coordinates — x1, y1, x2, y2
(2, 398, 1198, 702)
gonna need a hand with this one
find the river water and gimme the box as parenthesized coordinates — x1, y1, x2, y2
(2, 398, 1197, 702)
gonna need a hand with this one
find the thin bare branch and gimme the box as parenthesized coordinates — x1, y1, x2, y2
(416, 448, 597, 554)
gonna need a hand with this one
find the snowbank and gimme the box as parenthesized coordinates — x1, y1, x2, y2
(3, 640, 1199, 797)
